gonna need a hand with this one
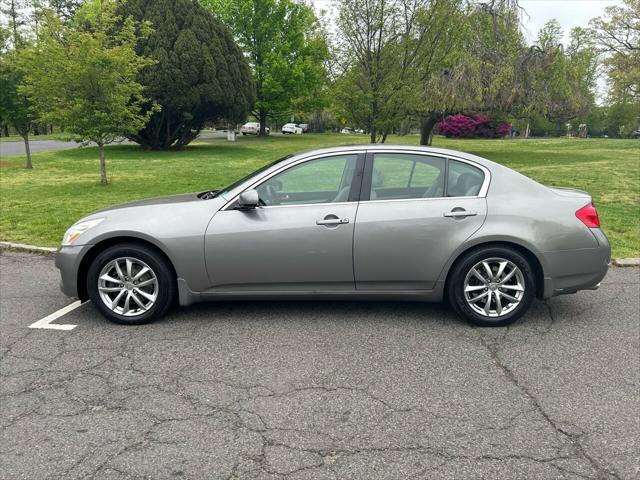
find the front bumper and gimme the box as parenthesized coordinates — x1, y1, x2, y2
(55, 245, 92, 298)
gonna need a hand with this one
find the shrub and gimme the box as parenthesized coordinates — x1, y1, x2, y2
(436, 114, 511, 138)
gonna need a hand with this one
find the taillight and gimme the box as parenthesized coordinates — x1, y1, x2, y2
(576, 203, 600, 228)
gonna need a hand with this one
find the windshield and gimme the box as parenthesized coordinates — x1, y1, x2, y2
(215, 154, 293, 198)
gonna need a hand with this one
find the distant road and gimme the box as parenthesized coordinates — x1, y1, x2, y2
(0, 132, 233, 158)
(1, 139, 84, 157)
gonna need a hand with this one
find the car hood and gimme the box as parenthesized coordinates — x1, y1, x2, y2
(91, 192, 201, 214)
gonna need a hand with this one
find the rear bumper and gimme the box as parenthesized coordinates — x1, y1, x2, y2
(542, 230, 611, 298)
(55, 245, 92, 298)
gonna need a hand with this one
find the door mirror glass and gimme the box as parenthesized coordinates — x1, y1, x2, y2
(238, 189, 259, 208)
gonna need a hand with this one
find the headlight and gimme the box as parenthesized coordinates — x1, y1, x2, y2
(61, 218, 104, 246)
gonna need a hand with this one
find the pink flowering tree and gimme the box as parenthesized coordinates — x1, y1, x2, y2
(436, 114, 512, 138)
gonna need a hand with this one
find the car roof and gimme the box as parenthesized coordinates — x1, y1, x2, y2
(284, 144, 500, 170)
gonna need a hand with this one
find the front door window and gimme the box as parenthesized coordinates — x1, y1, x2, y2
(257, 154, 358, 206)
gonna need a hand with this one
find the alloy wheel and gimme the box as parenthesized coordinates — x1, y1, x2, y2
(97, 257, 158, 317)
(463, 257, 525, 318)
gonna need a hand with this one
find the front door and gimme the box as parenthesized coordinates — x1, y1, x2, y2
(204, 153, 363, 291)
(354, 152, 488, 290)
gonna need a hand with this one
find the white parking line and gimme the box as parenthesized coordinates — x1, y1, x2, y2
(28, 300, 86, 330)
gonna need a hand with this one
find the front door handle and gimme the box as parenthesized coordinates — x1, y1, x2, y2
(316, 217, 349, 226)
(444, 210, 477, 218)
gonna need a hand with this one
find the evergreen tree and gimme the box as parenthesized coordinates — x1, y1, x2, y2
(120, 0, 254, 149)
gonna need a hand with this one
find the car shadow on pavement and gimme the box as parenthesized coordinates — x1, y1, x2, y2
(163, 299, 461, 327)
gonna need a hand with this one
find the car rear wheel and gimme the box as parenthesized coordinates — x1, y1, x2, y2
(447, 246, 535, 327)
(86, 243, 175, 325)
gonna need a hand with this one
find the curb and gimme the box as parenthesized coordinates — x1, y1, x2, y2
(613, 258, 640, 267)
(0, 241, 57, 256)
(1, 241, 639, 267)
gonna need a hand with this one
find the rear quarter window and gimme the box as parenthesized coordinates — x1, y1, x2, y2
(447, 160, 484, 197)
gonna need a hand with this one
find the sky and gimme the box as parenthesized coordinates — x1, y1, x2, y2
(519, 0, 623, 45)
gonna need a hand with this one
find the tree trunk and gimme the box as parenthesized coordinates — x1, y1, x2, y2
(420, 114, 438, 146)
(380, 131, 388, 144)
(23, 133, 32, 169)
(259, 110, 267, 136)
(2, 124, 9, 137)
(165, 109, 172, 149)
(524, 121, 530, 138)
(98, 142, 107, 186)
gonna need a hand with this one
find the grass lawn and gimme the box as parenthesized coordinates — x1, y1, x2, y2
(0, 134, 638, 257)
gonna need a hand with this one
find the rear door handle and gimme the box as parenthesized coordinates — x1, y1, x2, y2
(444, 210, 477, 218)
(316, 218, 349, 225)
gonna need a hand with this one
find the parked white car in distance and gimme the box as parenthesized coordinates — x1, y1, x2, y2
(241, 122, 270, 135)
(282, 123, 303, 135)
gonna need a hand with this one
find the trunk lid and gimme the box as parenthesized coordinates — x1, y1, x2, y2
(547, 186, 591, 200)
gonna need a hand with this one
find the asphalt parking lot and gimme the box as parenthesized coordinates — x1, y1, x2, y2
(1, 251, 638, 479)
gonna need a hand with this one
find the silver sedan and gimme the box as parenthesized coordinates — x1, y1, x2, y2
(56, 145, 610, 326)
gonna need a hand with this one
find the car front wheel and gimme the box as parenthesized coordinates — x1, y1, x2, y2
(447, 246, 535, 327)
(86, 243, 175, 325)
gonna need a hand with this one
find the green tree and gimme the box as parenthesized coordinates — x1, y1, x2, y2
(333, 0, 524, 144)
(0, 51, 36, 167)
(472, 1, 526, 114)
(1, 0, 28, 47)
(333, 0, 417, 143)
(605, 101, 639, 136)
(203, 0, 326, 135)
(0, 1, 37, 165)
(523, 21, 597, 135)
(120, 0, 254, 149)
(20, 1, 156, 185)
(49, 0, 84, 22)
(590, 0, 639, 102)
(410, 0, 478, 144)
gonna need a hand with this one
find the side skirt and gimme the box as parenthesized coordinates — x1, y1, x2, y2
(177, 278, 445, 306)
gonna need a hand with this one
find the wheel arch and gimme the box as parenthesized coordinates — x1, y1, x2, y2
(76, 236, 178, 302)
(443, 240, 546, 300)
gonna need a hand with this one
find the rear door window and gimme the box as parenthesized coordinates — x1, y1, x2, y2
(369, 153, 445, 200)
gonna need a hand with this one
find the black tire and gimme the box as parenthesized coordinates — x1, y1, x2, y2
(447, 246, 536, 327)
(86, 243, 176, 325)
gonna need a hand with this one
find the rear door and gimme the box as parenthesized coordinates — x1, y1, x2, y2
(353, 151, 488, 290)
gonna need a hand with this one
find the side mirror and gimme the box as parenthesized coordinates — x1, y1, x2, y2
(238, 189, 259, 209)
